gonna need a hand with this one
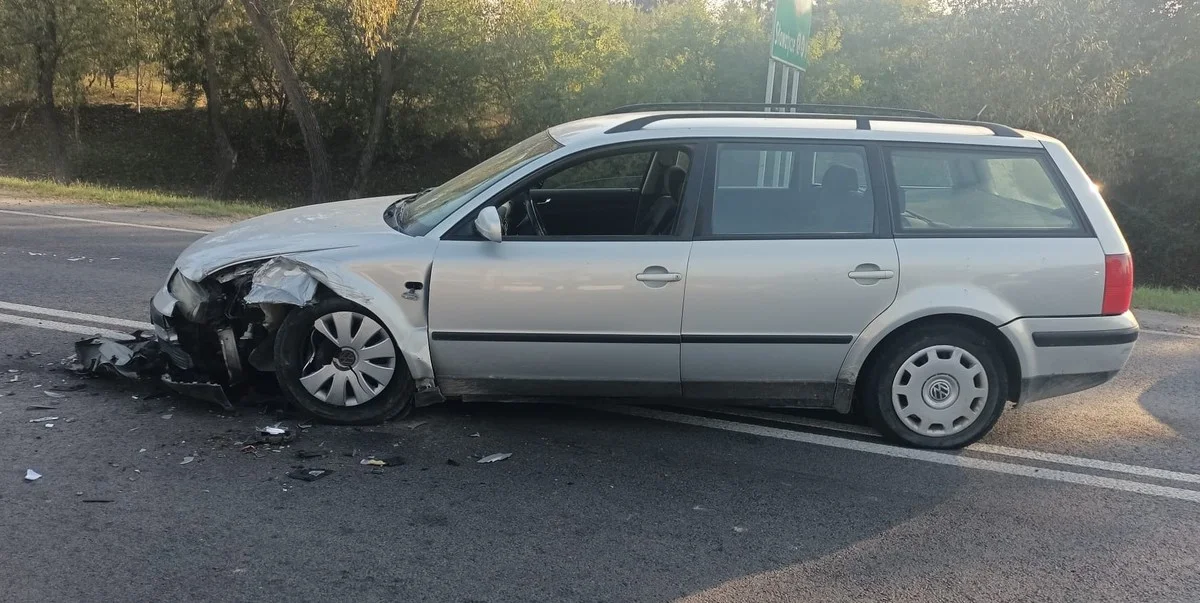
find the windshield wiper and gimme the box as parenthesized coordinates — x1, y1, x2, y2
(392, 187, 436, 228)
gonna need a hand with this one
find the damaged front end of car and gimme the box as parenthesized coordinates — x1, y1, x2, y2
(146, 258, 317, 409)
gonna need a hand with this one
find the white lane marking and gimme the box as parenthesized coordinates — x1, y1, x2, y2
(969, 443, 1200, 485)
(0, 301, 151, 330)
(0, 313, 135, 340)
(708, 406, 1200, 486)
(0, 208, 212, 235)
(597, 405, 1200, 503)
(1142, 328, 1200, 341)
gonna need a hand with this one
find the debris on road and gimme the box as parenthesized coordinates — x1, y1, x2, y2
(74, 334, 162, 379)
(8, 374, 18, 383)
(17, 351, 43, 359)
(359, 455, 405, 467)
(405, 420, 428, 430)
(469, 432, 480, 438)
(257, 425, 294, 445)
(286, 468, 332, 482)
(24, 469, 41, 481)
(161, 414, 173, 420)
(48, 383, 86, 392)
(733, 526, 747, 534)
(295, 450, 324, 459)
(180, 456, 195, 465)
(42, 391, 66, 399)
(477, 453, 512, 464)
(446, 459, 460, 467)
(82, 499, 114, 503)
(26, 405, 57, 411)
(29, 416, 59, 423)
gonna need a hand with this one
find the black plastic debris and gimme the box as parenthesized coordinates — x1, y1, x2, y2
(295, 450, 324, 459)
(161, 375, 232, 411)
(257, 425, 294, 445)
(47, 383, 87, 392)
(445, 459, 460, 467)
(286, 468, 333, 482)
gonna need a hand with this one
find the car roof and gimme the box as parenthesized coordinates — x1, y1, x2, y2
(548, 111, 1055, 150)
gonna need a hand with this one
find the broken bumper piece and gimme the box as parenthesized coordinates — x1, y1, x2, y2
(75, 329, 234, 411)
(160, 374, 233, 411)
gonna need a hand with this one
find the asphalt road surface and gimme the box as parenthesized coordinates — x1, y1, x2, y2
(2, 200, 1199, 603)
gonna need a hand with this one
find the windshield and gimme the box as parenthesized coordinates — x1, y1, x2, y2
(393, 131, 561, 235)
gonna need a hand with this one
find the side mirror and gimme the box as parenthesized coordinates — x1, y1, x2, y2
(474, 206, 502, 242)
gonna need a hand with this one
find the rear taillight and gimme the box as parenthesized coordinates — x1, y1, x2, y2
(1102, 253, 1134, 316)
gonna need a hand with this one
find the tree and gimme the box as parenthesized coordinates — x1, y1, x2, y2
(238, 0, 334, 202)
(0, 0, 83, 182)
(349, 0, 425, 197)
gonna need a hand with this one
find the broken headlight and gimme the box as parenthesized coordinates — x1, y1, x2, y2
(168, 271, 214, 322)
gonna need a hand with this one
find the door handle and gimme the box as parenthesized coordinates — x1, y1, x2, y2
(636, 272, 682, 283)
(848, 270, 895, 280)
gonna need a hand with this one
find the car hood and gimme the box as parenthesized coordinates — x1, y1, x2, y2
(175, 194, 411, 281)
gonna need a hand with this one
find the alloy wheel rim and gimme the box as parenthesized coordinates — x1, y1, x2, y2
(298, 311, 396, 407)
(891, 345, 988, 437)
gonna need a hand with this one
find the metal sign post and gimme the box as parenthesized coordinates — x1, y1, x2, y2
(759, 0, 812, 186)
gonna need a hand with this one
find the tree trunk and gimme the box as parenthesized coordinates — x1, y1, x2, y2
(350, 0, 425, 198)
(238, 0, 334, 203)
(33, 7, 69, 184)
(135, 1, 142, 112)
(198, 10, 237, 198)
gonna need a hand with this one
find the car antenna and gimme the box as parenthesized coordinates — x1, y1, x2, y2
(974, 104, 989, 121)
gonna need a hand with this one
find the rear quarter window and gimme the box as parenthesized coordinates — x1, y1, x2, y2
(888, 147, 1083, 234)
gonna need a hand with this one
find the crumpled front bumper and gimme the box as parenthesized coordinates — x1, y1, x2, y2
(148, 284, 234, 409)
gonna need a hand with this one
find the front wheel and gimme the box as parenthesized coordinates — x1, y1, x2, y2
(862, 325, 1008, 449)
(274, 297, 414, 425)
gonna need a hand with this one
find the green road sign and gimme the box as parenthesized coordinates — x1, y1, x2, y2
(771, 0, 813, 71)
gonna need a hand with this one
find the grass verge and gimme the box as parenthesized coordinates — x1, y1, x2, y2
(0, 176, 271, 219)
(1133, 286, 1200, 317)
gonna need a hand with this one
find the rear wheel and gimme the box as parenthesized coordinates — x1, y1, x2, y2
(862, 325, 1008, 449)
(274, 297, 414, 425)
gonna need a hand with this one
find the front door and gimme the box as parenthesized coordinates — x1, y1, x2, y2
(428, 143, 703, 398)
(681, 141, 899, 403)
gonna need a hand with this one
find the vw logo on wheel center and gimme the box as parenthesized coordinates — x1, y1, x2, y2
(926, 378, 954, 405)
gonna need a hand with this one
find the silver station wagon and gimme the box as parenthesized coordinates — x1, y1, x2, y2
(151, 104, 1139, 449)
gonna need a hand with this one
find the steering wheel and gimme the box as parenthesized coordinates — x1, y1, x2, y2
(522, 192, 548, 236)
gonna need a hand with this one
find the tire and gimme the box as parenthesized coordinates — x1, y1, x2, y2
(862, 325, 1008, 449)
(274, 297, 414, 425)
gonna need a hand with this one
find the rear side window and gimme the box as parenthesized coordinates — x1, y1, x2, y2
(709, 143, 875, 236)
(889, 148, 1081, 233)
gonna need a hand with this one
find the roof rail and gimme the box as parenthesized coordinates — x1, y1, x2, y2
(605, 102, 940, 119)
(604, 111, 1023, 138)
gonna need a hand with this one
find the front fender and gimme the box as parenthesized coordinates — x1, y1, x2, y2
(280, 241, 440, 383)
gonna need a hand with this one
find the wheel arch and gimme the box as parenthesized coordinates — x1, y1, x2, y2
(837, 313, 1023, 413)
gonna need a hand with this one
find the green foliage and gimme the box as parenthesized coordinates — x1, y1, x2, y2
(0, 0, 1197, 284)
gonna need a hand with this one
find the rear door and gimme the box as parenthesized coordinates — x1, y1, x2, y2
(680, 140, 899, 403)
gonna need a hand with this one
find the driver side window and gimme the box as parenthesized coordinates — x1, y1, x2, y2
(540, 153, 653, 189)
(497, 146, 693, 238)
